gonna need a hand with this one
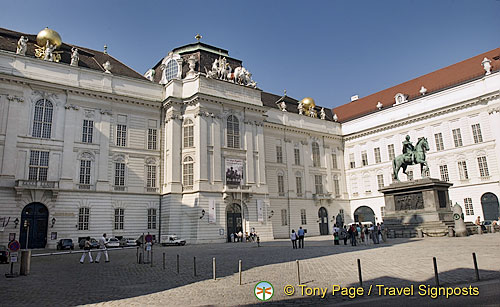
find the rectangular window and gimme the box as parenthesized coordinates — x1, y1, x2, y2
(452, 128, 463, 147)
(374, 147, 381, 163)
(277, 174, 285, 196)
(281, 209, 288, 226)
(294, 148, 300, 165)
(331, 153, 338, 169)
(458, 161, 469, 180)
(296, 176, 303, 196)
(471, 124, 483, 143)
(377, 174, 384, 190)
(79, 160, 91, 184)
(349, 153, 355, 169)
(276, 146, 283, 163)
(434, 133, 444, 151)
(114, 162, 125, 186)
(477, 156, 489, 178)
(147, 165, 157, 188)
(314, 175, 323, 194)
(439, 165, 449, 182)
(147, 208, 157, 229)
(114, 208, 124, 230)
(28, 150, 49, 181)
(333, 177, 340, 196)
(78, 207, 90, 231)
(82, 120, 93, 143)
(464, 198, 474, 216)
(300, 209, 307, 225)
(116, 124, 127, 147)
(361, 151, 368, 166)
(148, 128, 157, 150)
(388, 144, 395, 161)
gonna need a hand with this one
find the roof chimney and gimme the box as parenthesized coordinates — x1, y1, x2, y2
(351, 95, 359, 102)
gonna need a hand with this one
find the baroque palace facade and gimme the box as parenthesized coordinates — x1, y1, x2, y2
(0, 27, 498, 248)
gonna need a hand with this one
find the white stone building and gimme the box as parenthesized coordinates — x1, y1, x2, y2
(0, 26, 498, 248)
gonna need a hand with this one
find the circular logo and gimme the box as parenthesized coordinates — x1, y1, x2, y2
(254, 281, 274, 301)
(453, 213, 460, 220)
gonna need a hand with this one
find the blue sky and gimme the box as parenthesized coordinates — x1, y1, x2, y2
(1, 1, 499, 108)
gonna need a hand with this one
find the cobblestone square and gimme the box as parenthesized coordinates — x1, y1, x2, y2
(2, 234, 500, 306)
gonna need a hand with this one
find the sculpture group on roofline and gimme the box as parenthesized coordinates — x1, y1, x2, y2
(205, 56, 257, 88)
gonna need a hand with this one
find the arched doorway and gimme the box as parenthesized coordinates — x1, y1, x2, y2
(481, 193, 499, 221)
(19, 203, 49, 249)
(318, 207, 329, 235)
(354, 206, 375, 224)
(226, 203, 242, 242)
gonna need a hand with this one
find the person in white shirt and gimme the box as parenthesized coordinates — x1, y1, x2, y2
(95, 233, 109, 263)
(290, 230, 298, 249)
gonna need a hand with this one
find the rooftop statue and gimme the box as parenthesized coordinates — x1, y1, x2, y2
(70, 47, 79, 67)
(392, 135, 429, 181)
(16, 36, 28, 55)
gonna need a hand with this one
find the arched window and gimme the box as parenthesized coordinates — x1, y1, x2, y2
(183, 156, 194, 189)
(79, 156, 92, 185)
(33, 99, 53, 138)
(227, 115, 240, 148)
(183, 119, 194, 148)
(165, 59, 179, 82)
(312, 142, 320, 167)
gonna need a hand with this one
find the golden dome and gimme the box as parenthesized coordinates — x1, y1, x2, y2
(300, 97, 316, 110)
(36, 28, 62, 48)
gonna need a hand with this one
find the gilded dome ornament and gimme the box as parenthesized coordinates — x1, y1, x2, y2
(34, 28, 62, 62)
(299, 97, 316, 116)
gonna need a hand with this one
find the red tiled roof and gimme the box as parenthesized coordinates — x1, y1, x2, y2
(332, 47, 500, 122)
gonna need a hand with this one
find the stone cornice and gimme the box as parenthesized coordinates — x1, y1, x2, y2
(263, 122, 343, 142)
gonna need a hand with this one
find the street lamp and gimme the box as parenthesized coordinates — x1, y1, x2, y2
(200, 209, 205, 219)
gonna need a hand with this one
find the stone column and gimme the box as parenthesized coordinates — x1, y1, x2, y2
(59, 106, 78, 189)
(96, 111, 111, 191)
(245, 121, 255, 184)
(0, 94, 22, 183)
(165, 112, 182, 193)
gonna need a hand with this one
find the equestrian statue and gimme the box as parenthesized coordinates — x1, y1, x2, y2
(392, 135, 429, 181)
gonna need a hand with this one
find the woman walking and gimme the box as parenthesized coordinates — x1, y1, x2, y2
(290, 229, 298, 249)
(80, 236, 93, 264)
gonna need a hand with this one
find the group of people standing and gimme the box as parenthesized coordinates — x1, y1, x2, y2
(79, 233, 110, 264)
(290, 227, 305, 249)
(332, 223, 386, 246)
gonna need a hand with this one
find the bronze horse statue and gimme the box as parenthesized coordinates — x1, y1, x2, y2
(392, 137, 429, 181)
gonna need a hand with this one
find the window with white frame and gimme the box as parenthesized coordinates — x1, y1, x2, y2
(388, 144, 395, 161)
(164, 59, 179, 82)
(439, 165, 449, 182)
(458, 160, 469, 180)
(296, 175, 303, 196)
(281, 209, 288, 226)
(477, 156, 489, 177)
(434, 133, 444, 151)
(183, 119, 194, 148)
(471, 124, 483, 143)
(361, 151, 368, 166)
(147, 208, 157, 229)
(148, 128, 157, 150)
(331, 153, 338, 169)
(82, 119, 93, 143)
(349, 153, 355, 169)
(333, 175, 340, 196)
(114, 208, 124, 230)
(314, 175, 323, 194)
(78, 207, 90, 230)
(452, 128, 463, 147)
(294, 148, 301, 165)
(79, 159, 91, 185)
(312, 142, 321, 167)
(300, 209, 307, 225)
(226, 115, 240, 148)
(374, 147, 381, 163)
(146, 165, 157, 188)
(29, 150, 49, 181)
(276, 145, 283, 163)
(277, 174, 285, 196)
(116, 124, 127, 147)
(114, 162, 125, 186)
(32, 99, 53, 139)
(377, 174, 384, 190)
(183, 156, 194, 189)
(464, 198, 474, 215)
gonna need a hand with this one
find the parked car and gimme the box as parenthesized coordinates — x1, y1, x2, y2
(120, 238, 137, 247)
(161, 235, 186, 246)
(56, 239, 74, 250)
(0, 245, 8, 263)
(79, 238, 98, 249)
(106, 238, 120, 248)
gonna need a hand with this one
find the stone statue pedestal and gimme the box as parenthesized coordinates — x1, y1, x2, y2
(379, 178, 454, 238)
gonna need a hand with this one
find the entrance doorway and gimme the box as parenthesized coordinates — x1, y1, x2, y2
(481, 193, 499, 221)
(19, 203, 49, 249)
(318, 207, 329, 235)
(226, 203, 242, 242)
(354, 206, 376, 224)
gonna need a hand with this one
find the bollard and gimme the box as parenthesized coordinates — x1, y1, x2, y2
(296, 259, 301, 285)
(136, 247, 139, 263)
(257, 236, 260, 247)
(213, 257, 216, 280)
(433, 257, 439, 286)
(357, 258, 362, 287)
(477, 225, 482, 235)
(193, 256, 197, 277)
(417, 228, 423, 238)
(163, 252, 166, 270)
(177, 254, 180, 274)
(20, 250, 31, 276)
(151, 247, 153, 267)
(239, 260, 242, 285)
(472, 253, 480, 281)
(139, 252, 143, 264)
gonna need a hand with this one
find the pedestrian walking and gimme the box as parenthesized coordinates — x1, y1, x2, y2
(290, 229, 298, 249)
(96, 233, 109, 263)
(364, 225, 370, 245)
(80, 236, 93, 264)
(341, 226, 348, 245)
(349, 225, 357, 246)
(333, 231, 340, 245)
(297, 227, 305, 248)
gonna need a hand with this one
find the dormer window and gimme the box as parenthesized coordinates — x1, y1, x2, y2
(159, 54, 182, 84)
(165, 59, 179, 81)
(394, 93, 408, 105)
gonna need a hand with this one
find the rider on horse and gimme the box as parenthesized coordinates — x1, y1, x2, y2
(402, 135, 415, 164)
